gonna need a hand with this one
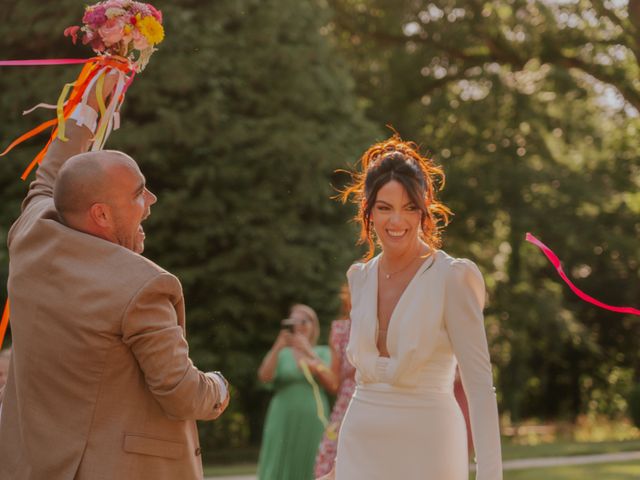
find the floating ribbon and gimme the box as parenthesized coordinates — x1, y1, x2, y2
(56, 81, 77, 142)
(0, 59, 89, 66)
(0, 55, 134, 179)
(526, 233, 640, 316)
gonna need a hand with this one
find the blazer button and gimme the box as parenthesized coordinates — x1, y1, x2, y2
(195, 447, 202, 456)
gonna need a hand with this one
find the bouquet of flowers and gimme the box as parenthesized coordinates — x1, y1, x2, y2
(1, 0, 164, 180)
(64, 0, 164, 72)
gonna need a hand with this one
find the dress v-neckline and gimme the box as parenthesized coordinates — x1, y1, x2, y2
(373, 252, 437, 357)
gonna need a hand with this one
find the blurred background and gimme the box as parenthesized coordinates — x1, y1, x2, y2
(1, 0, 640, 477)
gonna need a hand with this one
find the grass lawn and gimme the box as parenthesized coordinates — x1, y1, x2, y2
(504, 460, 640, 480)
(202, 439, 640, 477)
(502, 439, 640, 460)
(203, 460, 640, 479)
(203, 464, 257, 476)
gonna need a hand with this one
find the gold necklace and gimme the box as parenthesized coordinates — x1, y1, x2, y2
(380, 249, 428, 279)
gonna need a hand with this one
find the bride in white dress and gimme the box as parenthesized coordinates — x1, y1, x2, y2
(321, 136, 502, 480)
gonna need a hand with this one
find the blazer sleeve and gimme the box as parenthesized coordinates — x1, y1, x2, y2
(8, 120, 93, 247)
(444, 259, 503, 480)
(23, 120, 93, 210)
(121, 272, 222, 421)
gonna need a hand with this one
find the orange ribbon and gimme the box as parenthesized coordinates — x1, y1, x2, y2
(0, 299, 9, 350)
(1, 55, 132, 179)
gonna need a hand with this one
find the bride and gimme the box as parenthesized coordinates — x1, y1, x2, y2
(320, 136, 502, 479)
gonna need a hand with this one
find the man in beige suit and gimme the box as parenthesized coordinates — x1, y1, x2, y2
(0, 80, 229, 479)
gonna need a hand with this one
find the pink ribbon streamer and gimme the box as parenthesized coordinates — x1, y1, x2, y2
(0, 59, 89, 66)
(526, 233, 640, 316)
(0, 57, 135, 104)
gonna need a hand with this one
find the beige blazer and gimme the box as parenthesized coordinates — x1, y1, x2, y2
(0, 122, 223, 480)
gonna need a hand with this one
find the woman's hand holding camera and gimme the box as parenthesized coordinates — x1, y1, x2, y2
(273, 329, 292, 352)
(289, 332, 315, 358)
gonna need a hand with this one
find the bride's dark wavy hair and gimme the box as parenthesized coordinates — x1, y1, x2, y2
(340, 134, 452, 260)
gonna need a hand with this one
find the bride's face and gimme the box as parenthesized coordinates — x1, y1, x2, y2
(371, 179, 421, 255)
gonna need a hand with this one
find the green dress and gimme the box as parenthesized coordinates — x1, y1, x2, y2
(258, 346, 331, 480)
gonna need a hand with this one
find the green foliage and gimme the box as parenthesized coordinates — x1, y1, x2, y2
(504, 462, 640, 480)
(629, 384, 640, 429)
(327, 0, 640, 421)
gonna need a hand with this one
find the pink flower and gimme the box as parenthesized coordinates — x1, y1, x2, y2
(130, 2, 150, 17)
(81, 29, 106, 52)
(98, 17, 125, 46)
(81, 28, 95, 44)
(147, 4, 162, 22)
(83, 5, 108, 27)
(132, 28, 149, 50)
(105, 7, 127, 20)
(64, 25, 81, 44)
(90, 37, 106, 52)
(102, 0, 130, 10)
(120, 24, 135, 46)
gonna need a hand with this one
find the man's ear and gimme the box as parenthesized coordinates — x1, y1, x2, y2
(89, 202, 112, 229)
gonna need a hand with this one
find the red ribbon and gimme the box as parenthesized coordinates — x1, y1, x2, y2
(526, 233, 640, 316)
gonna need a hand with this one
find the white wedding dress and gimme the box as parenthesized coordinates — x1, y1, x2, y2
(335, 251, 502, 480)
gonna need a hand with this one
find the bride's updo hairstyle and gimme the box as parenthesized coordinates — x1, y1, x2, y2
(341, 135, 451, 259)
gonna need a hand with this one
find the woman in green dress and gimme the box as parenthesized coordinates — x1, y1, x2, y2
(257, 304, 337, 480)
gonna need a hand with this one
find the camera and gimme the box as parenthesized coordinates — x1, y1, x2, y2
(281, 318, 296, 333)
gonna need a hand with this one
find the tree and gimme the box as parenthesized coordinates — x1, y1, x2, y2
(324, 0, 640, 421)
(329, 0, 640, 111)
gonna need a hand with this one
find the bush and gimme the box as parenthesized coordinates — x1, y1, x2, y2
(628, 384, 640, 429)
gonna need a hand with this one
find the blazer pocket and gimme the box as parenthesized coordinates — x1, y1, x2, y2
(123, 433, 185, 459)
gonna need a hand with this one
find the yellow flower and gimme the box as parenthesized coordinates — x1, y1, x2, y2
(137, 15, 164, 45)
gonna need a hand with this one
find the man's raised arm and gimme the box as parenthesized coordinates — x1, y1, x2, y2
(22, 74, 118, 211)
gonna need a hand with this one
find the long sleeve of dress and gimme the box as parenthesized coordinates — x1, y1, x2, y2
(444, 259, 503, 480)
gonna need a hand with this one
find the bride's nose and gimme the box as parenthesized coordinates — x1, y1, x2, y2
(389, 209, 404, 224)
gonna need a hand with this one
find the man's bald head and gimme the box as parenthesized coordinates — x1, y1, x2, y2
(54, 150, 138, 225)
(53, 149, 155, 253)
